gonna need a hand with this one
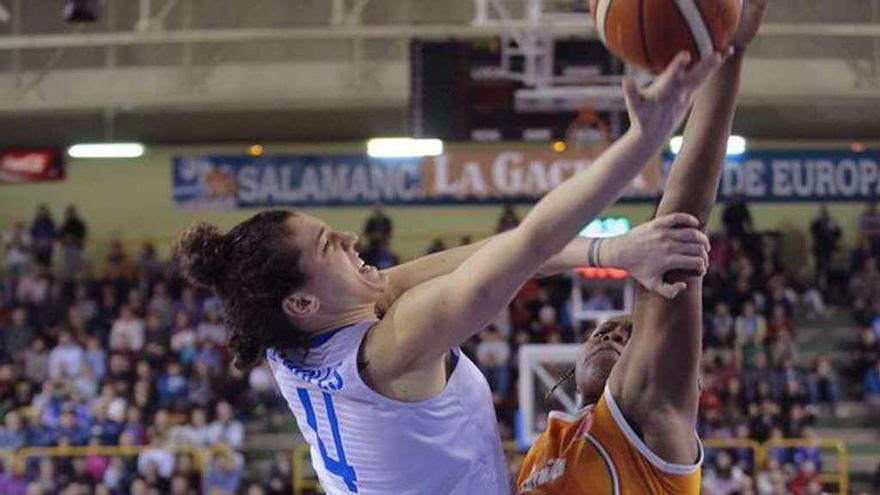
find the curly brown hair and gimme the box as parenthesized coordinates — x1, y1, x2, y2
(175, 210, 308, 370)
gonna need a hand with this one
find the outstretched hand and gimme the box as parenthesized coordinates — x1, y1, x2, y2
(607, 213, 710, 299)
(624, 51, 728, 144)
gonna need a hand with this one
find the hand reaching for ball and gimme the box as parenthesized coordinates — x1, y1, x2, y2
(731, 0, 772, 49)
(623, 50, 727, 143)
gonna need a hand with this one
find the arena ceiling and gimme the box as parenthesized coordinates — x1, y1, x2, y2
(0, 0, 878, 146)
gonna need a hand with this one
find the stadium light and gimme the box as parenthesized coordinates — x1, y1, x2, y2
(669, 135, 747, 157)
(67, 143, 145, 158)
(367, 138, 443, 158)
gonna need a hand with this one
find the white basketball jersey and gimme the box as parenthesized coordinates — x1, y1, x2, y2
(267, 320, 510, 495)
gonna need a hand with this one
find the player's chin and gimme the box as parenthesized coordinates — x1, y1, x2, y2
(583, 353, 619, 381)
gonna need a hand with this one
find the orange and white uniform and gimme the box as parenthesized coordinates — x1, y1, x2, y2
(517, 385, 702, 495)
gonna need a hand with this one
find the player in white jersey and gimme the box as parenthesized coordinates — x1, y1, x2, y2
(175, 51, 724, 494)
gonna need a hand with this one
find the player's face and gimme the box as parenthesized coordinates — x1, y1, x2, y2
(575, 319, 632, 405)
(286, 213, 388, 310)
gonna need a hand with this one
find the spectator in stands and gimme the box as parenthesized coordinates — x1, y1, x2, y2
(851, 326, 880, 382)
(425, 238, 447, 255)
(850, 257, 880, 322)
(109, 305, 145, 353)
(15, 264, 51, 308)
(722, 192, 753, 240)
(788, 459, 823, 495)
(170, 311, 197, 365)
(746, 352, 774, 400)
(767, 304, 795, 343)
(851, 237, 876, 274)
(156, 362, 188, 410)
(29, 204, 56, 266)
(207, 400, 244, 449)
(104, 239, 132, 280)
(135, 241, 164, 288)
(535, 304, 563, 343)
(48, 330, 84, 380)
(808, 355, 841, 416)
(171, 408, 210, 447)
(169, 474, 195, 495)
(865, 360, 880, 413)
(187, 361, 214, 407)
(859, 200, 880, 254)
(137, 438, 175, 480)
(21, 336, 49, 384)
(2, 221, 31, 277)
(708, 301, 737, 357)
(362, 203, 393, 244)
(810, 205, 841, 290)
(196, 303, 226, 349)
(147, 281, 173, 325)
(0, 411, 26, 449)
(0, 457, 25, 495)
(496, 202, 520, 232)
(2, 306, 34, 362)
(58, 205, 87, 280)
(735, 300, 766, 368)
(476, 325, 510, 399)
(263, 452, 292, 495)
(173, 287, 202, 325)
(202, 450, 242, 494)
(702, 450, 747, 495)
(583, 287, 613, 311)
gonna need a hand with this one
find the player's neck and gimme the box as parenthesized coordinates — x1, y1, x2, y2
(302, 305, 377, 335)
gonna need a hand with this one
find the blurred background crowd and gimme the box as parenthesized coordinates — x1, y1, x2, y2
(0, 199, 879, 494)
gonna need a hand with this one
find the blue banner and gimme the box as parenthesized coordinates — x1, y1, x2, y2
(664, 149, 880, 202)
(172, 154, 424, 209)
(173, 149, 880, 208)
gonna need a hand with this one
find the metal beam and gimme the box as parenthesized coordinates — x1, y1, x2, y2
(1, 22, 876, 51)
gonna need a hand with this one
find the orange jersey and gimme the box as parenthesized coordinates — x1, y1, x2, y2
(516, 386, 702, 494)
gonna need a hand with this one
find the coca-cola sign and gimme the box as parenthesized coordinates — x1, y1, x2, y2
(0, 149, 64, 183)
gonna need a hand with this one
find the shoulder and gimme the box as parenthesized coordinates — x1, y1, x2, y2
(593, 388, 703, 476)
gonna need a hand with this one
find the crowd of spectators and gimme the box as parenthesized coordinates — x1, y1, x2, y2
(0, 204, 285, 494)
(1, 199, 879, 494)
(456, 200, 879, 495)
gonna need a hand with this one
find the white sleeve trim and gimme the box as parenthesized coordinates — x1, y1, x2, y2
(603, 384, 704, 475)
(547, 410, 578, 423)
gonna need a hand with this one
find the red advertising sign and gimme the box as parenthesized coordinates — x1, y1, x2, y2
(0, 149, 64, 184)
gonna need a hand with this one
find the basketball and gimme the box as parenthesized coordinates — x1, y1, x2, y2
(590, 0, 742, 73)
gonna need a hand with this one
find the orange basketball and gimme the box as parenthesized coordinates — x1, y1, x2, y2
(590, 0, 742, 73)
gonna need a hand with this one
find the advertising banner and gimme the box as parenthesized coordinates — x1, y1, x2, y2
(172, 147, 662, 208)
(0, 149, 64, 184)
(174, 148, 880, 208)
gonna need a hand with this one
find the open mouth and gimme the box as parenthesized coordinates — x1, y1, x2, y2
(349, 251, 381, 282)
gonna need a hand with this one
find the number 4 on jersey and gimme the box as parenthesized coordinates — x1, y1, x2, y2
(296, 388, 359, 492)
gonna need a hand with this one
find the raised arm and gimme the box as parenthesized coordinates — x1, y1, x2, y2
(361, 53, 723, 399)
(376, 214, 710, 315)
(608, 0, 769, 465)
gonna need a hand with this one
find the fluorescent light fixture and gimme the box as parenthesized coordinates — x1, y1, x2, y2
(367, 138, 443, 158)
(727, 135, 747, 156)
(669, 135, 747, 157)
(68, 143, 145, 158)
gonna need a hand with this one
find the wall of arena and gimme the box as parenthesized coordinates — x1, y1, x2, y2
(0, 142, 871, 263)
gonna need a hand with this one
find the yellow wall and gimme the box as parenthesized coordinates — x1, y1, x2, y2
(0, 143, 869, 264)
